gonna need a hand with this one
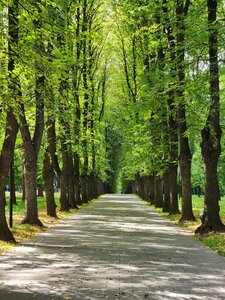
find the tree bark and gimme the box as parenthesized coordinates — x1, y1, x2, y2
(43, 154, 57, 217)
(74, 154, 82, 205)
(139, 177, 144, 199)
(81, 175, 88, 203)
(0, 110, 18, 242)
(155, 176, 163, 208)
(59, 141, 70, 212)
(149, 175, 155, 205)
(0, 0, 20, 242)
(22, 166, 25, 202)
(37, 185, 44, 197)
(22, 156, 42, 226)
(134, 174, 141, 197)
(10, 160, 17, 205)
(163, 171, 170, 212)
(169, 163, 180, 214)
(68, 154, 78, 209)
(93, 175, 99, 199)
(196, 0, 225, 233)
(43, 120, 57, 217)
(143, 175, 150, 201)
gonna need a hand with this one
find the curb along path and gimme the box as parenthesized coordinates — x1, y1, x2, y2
(0, 194, 225, 299)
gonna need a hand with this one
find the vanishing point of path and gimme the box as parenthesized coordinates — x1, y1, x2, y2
(0, 195, 225, 300)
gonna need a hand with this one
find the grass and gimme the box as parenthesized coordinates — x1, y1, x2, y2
(146, 195, 225, 257)
(0, 193, 80, 254)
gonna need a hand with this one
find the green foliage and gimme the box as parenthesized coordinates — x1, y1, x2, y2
(1, 0, 225, 234)
(105, 0, 225, 202)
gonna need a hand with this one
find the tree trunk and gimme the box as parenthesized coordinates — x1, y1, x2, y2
(132, 182, 135, 194)
(169, 163, 180, 214)
(74, 154, 82, 205)
(89, 173, 96, 200)
(179, 152, 195, 221)
(196, 0, 225, 233)
(68, 154, 78, 209)
(0, 109, 18, 242)
(134, 174, 141, 197)
(86, 175, 92, 201)
(37, 185, 44, 197)
(10, 160, 17, 205)
(20, 79, 44, 226)
(43, 119, 57, 217)
(148, 175, 154, 205)
(22, 162, 25, 202)
(142, 176, 149, 201)
(59, 142, 70, 212)
(3, 192, 6, 206)
(155, 176, 163, 208)
(93, 175, 99, 199)
(163, 171, 170, 212)
(81, 176, 88, 203)
(43, 153, 57, 217)
(22, 156, 42, 226)
(139, 177, 143, 199)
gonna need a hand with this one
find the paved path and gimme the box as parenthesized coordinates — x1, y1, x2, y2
(0, 194, 225, 300)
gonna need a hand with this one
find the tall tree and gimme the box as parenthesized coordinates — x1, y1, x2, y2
(72, 1, 82, 206)
(176, 0, 195, 222)
(81, 0, 90, 203)
(196, 0, 225, 233)
(0, 0, 19, 242)
(19, 1, 45, 226)
(162, 0, 180, 214)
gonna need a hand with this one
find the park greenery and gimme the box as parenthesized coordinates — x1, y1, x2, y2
(1, 0, 225, 246)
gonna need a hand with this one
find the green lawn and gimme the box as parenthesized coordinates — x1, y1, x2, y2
(0, 193, 78, 254)
(148, 195, 225, 257)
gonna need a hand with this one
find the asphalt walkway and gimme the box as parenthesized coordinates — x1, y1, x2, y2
(0, 194, 225, 300)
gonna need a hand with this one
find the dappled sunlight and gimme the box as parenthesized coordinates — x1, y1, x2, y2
(0, 195, 224, 299)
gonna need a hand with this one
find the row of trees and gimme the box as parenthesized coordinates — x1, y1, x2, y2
(0, 0, 111, 242)
(106, 0, 225, 233)
(1, 0, 225, 243)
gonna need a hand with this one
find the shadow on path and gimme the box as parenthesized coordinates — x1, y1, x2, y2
(0, 194, 225, 299)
